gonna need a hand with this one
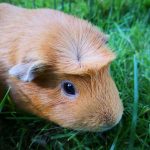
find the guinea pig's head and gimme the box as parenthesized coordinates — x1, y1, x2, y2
(9, 14, 123, 132)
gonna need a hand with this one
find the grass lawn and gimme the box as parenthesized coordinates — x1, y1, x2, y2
(0, 0, 150, 149)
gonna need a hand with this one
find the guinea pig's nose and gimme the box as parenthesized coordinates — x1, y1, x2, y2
(102, 111, 115, 125)
(102, 109, 123, 129)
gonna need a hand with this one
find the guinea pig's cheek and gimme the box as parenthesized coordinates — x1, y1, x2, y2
(48, 102, 78, 127)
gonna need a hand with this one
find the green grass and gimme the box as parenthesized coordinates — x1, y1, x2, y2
(0, 0, 150, 149)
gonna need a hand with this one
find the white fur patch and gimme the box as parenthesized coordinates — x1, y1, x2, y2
(9, 63, 35, 82)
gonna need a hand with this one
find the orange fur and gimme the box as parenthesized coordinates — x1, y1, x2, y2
(0, 3, 123, 131)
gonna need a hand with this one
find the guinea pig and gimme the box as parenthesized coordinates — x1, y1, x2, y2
(0, 3, 123, 132)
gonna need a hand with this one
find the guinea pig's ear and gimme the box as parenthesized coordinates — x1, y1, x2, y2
(9, 61, 48, 82)
(99, 48, 116, 66)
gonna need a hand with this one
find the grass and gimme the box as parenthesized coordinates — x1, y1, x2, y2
(0, 0, 150, 149)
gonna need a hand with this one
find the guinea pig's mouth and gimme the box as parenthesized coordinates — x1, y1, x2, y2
(71, 110, 123, 132)
(98, 123, 119, 132)
(71, 124, 117, 132)
(98, 111, 123, 132)
(70, 120, 122, 132)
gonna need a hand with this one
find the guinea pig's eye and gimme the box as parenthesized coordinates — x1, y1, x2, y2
(61, 80, 77, 98)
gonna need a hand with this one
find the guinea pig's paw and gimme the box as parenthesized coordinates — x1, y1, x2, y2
(9, 61, 48, 82)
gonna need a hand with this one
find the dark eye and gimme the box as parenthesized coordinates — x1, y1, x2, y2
(61, 81, 77, 97)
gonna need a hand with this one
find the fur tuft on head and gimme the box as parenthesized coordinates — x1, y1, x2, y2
(46, 17, 116, 75)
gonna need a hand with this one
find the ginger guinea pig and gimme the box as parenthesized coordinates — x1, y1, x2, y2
(0, 3, 123, 132)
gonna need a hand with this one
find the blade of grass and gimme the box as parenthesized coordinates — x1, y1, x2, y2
(0, 87, 11, 112)
(128, 55, 139, 149)
(32, 0, 36, 8)
(29, 123, 50, 149)
(109, 123, 122, 150)
(17, 128, 26, 150)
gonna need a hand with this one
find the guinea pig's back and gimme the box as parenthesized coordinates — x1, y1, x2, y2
(0, 3, 24, 23)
